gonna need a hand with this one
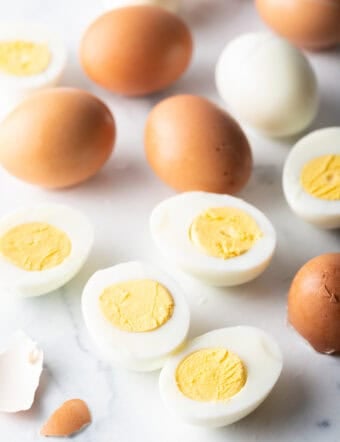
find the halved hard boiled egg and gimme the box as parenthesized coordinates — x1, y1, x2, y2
(0, 22, 66, 119)
(0, 204, 94, 297)
(283, 127, 340, 229)
(150, 192, 276, 286)
(159, 326, 282, 427)
(82, 261, 190, 371)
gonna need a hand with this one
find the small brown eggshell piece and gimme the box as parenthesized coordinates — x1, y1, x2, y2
(80, 6, 193, 96)
(40, 399, 91, 437)
(0, 88, 115, 189)
(144, 94, 252, 194)
(288, 253, 340, 354)
(256, 0, 340, 50)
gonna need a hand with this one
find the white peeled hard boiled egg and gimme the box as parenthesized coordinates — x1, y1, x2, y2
(283, 127, 340, 229)
(159, 326, 282, 428)
(0, 204, 94, 297)
(82, 261, 190, 371)
(0, 331, 43, 413)
(101, 0, 180, 13)
(215, 32, 318, 137)
(150, 192, 276, 286)
(0, 22, 66, 119)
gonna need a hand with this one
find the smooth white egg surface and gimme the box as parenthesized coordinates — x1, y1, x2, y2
(215, 32, 318, 137)
(150, 192, 276, 287)
(0, 22, 66, 119)
(0, 204, 94, 297)
(159, 326, 282, 428)
(0, 331, 43, 413)
(82, 261, 190, 371)
(283, 127, 340, 229)
(101, 0, 180, 13)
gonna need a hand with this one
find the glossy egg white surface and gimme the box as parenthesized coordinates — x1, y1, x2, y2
(283, 127, 340, 229)
(159, 326, 282, 428)
(0, 22, 66, 119)
(0, 204, 94, 297)
(150, 192, 276, 287)
(215, 32, 318, 137)
(82, 261, 190, 371)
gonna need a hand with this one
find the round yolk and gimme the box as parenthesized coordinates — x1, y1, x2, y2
(0, 40, 51, 76)
(189, 207, 263, 259)
(176, 348, 247, 402)
(99, 279, 174, 333)
(300, 154, 340, 201)
(0, 222, 71, 271)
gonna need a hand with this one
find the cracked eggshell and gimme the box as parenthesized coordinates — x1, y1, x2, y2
(0, 331, 43, 412)
(288, 253, 340, 354)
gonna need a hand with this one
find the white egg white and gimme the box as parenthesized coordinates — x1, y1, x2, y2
(0, 22, 66, 120)
(283, 127, 340, 229)
(0, 204, 94, 297)
(150, 192, 276, 287)
(82, 261, 190, 372)
(0, 331, 43, 412)
(159, 326, 282, 428)
(215, 32, 318, 137)
(101, 0, 180, 13)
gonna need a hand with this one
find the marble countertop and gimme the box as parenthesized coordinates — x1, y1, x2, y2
(0, 1, 339, 441)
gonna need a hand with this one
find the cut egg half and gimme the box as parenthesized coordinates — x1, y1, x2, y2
(159, 326, 282, 427)
(283, 127, 340, 229)
(150, 192, 276, 286)
(0, 22, 66, 119)
(0, 331, 43, 413)
(0, 204, 94, 297)
(82, 261, 190, 371)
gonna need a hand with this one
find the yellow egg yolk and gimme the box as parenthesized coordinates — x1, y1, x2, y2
(189, 207, 263, 259)
(0, 222, 71, 271)
(176, 348, 247, 402)
(300, 154, 340, 200)
(99, 279, 174, 333)
(0, 40, 51, 76)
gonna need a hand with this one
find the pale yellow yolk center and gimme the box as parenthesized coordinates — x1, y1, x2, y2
(0, 40, 51, 76)
(176, 348, 247, 402)
(300, 154, 340, 201)
(99, 279, 174, 333)
(189, 207, 263, 259)
(0, 222, 71, 271)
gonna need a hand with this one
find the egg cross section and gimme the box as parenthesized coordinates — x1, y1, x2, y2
(189, 207, 263, 259)
(175, 348, 247, 402)
(99, 279, 175, 332)
(0, 40, 50, 76)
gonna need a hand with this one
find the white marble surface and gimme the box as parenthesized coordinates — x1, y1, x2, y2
(0, 1, 339, 441)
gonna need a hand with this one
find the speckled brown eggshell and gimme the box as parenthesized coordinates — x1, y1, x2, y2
(288, 253, 340, 354)
(144, 94, 252, 194)
(256, 0, 340, 50)
(0, 88, 115, 189)
(80, 5, 193, 96)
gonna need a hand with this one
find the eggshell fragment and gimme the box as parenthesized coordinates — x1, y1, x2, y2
(0, 331, 43, 413)
(288, 253, 340, 354)
(0, 88, 116, 189)
(40, 399, 91, 437)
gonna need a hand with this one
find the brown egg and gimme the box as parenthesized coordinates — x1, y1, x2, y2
(288, 253, 340, 354)
(0, 88, 115, 188)
(256, 0, 340, 50)
(144, 94, 252, 194)
(40, 399, 91, 437)
(80, 6, 193, 96)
